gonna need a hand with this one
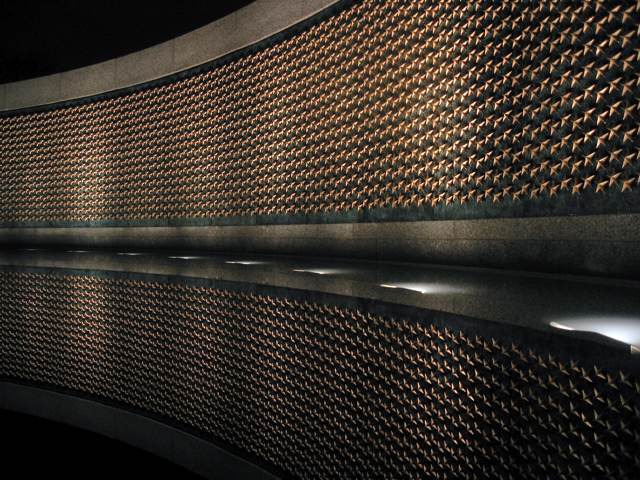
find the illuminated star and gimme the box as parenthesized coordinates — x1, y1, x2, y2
(621, 178, 634, 192)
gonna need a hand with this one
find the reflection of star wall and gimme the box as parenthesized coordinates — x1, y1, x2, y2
(0, 0, 638, 225)
(1, 269, 638, 478)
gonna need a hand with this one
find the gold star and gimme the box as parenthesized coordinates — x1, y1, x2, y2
(583, 153, 596, 167)
(623, 128, 637, 144)
(571, 181, 582, 194)
(621, 178, 634, 192)
(622, 153, 636, 168)
(539, 180, 550, 193)
(582, 175, 595, 189)
(571, 160, 584, 174)
(609, 172, 622, 187)
(594, 157, 607, 171)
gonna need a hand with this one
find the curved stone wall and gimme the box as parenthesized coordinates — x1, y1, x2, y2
(0, 0, 639, 277)
(2, 2, 639, 477)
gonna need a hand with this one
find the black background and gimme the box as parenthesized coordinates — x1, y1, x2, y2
(0, 408, 204, 478)
(0, 0, 254, 83)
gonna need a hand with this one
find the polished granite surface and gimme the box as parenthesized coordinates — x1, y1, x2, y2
(1, 247, 639, 357)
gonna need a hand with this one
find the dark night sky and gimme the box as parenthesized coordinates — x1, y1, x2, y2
(0, 0, 254, 83)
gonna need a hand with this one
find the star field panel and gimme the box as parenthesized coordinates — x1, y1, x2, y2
(0, 269, 638, 479)
(0, 0, 638, 226)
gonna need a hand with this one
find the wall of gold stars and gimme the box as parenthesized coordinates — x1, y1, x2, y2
(0, 0, 638, 226)
(1, 268, 638, 479)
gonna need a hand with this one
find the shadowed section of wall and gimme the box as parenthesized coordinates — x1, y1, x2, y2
(0, 383, 277, 480)
(0, 0, 639, 277)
